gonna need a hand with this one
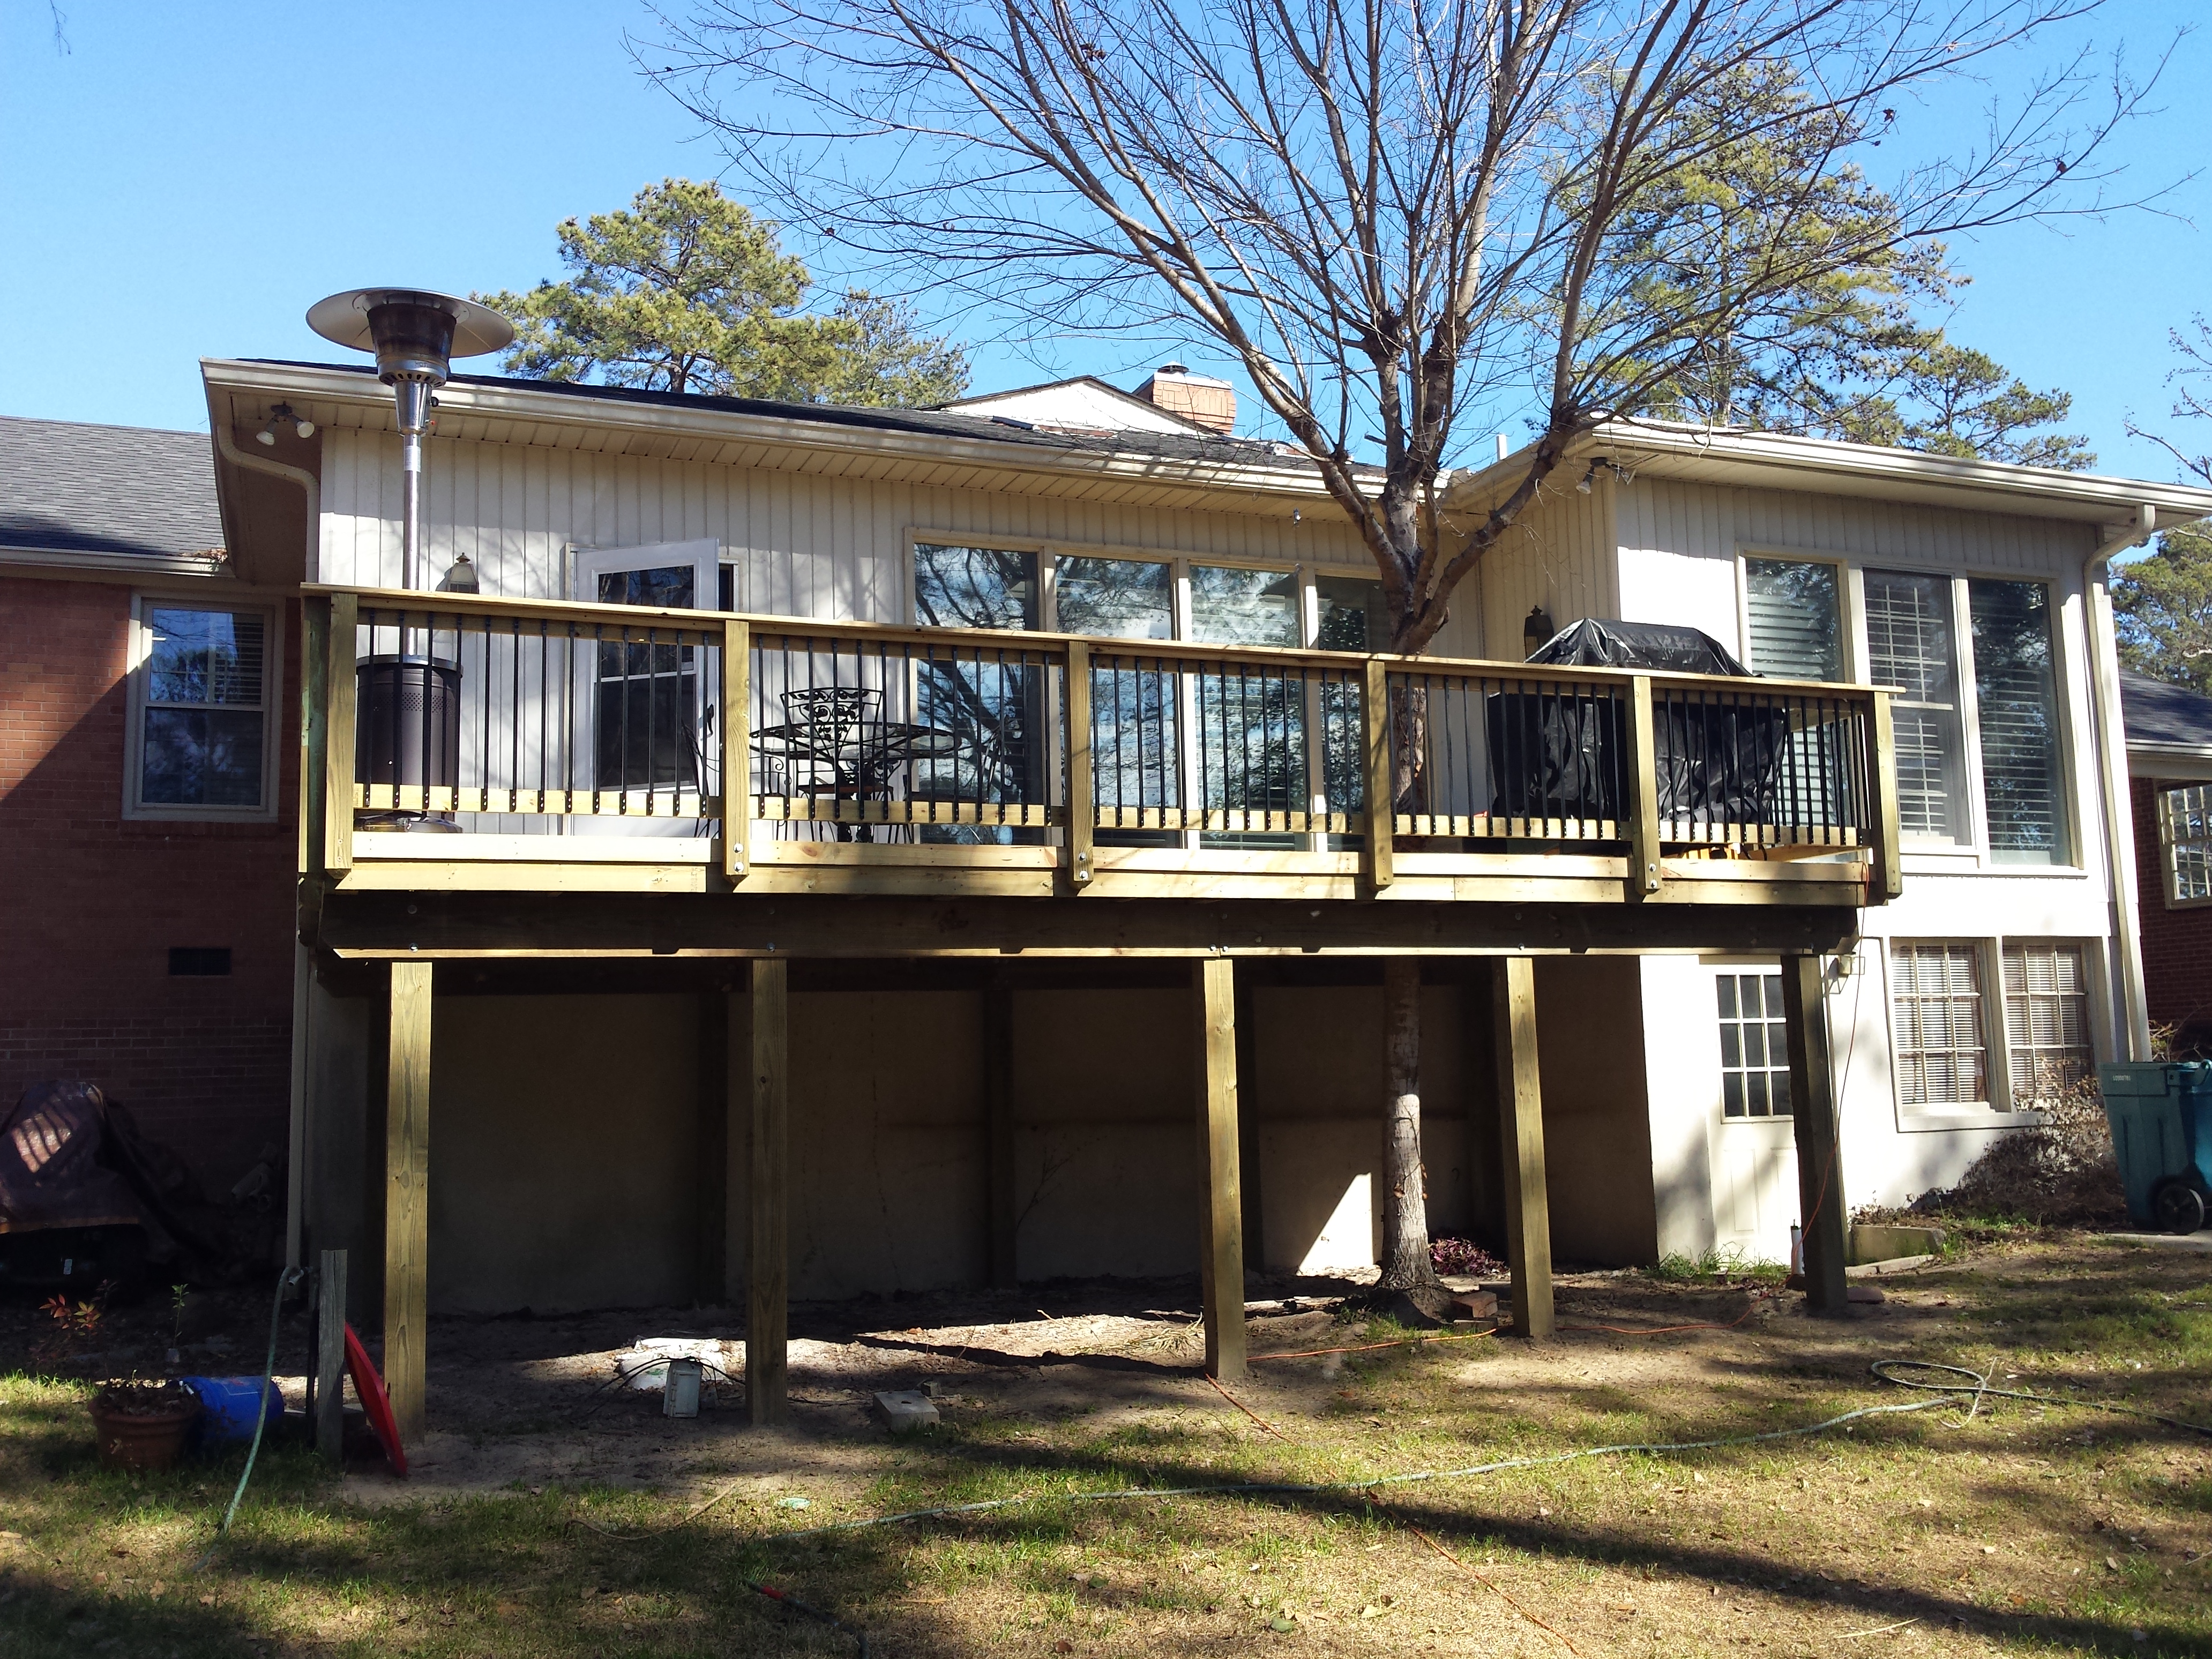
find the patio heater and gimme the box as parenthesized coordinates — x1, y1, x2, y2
(307, 289, 512, 824)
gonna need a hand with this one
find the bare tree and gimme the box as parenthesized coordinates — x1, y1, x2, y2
(647, 0, 2150, 1298)
(2126, 314, 2212, 487)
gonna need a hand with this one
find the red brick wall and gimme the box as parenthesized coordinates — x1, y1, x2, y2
(2133, 774, 2212, 1037)
(0, 574, 298, 1189)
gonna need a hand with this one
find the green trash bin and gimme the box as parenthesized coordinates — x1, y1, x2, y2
(2097, 1063, 2212, 1234)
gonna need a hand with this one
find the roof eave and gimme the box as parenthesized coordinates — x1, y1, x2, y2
(199, 358, 1332, 514)
(1442, 422, 2212, 530)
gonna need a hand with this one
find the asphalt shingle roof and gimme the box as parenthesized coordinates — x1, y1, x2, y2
(0, 415, 223, 559)
(2121, 670, 2212, 753)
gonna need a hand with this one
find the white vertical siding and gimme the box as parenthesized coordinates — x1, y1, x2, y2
(319, 431, 1377, 619)
(1470, 476, 1619, 660)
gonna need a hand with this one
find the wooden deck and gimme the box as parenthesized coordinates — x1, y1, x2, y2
(297, 584, 1901, 955)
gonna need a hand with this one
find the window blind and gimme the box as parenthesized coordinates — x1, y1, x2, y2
(2000, 941, 2090, 1104)
(1864, 572, 1965, 843)
(1969, 581, 2065, 864)
(1890, 941, 1987, 1107)
(1743, 558, 1842, 681)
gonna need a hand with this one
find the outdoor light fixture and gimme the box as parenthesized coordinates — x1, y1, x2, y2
(1523, 604, 1556, 659)
(256, 402, 315, 445)
(305, 288, 512, 593)
(436, 551, 480, 594)
(1575, 462, 1598, 494)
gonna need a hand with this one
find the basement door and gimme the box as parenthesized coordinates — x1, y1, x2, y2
(1708, 965, 1799, 1266)
(568, 540, 723, 839)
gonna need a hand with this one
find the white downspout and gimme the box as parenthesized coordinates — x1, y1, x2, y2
(2084, 504, 2156, 1062)
(213, 417, 323, 1273)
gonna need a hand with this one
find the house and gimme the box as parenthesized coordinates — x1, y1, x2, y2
(12, 307, 2202, 1443)
(0, 416, 300, 1210)
(2122, 669, 2212, 1053)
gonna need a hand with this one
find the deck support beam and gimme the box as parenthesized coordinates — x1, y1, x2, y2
(1194, 958, 1246, 1380)
(383, 958, 432, 1444)
(1783, 954, 1849, 1315)
(1492, 956, 1553, 1340)
(746, 957, 790, 1424)
(984, 975, 1019, 1288)
(696, 989, 730, 1305)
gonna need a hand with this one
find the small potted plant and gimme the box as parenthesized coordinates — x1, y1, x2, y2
(37, 1289, 201, 1471)
(87, 1377, 201, 1471)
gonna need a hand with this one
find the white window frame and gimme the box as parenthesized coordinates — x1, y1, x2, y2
(1994, 937, 2096, 1108)
(1736, 546, 2086, 876)
(2159, 783, 2212, 909)
(124, 592, 282, 823)
(1882, 937, 1998, 1119)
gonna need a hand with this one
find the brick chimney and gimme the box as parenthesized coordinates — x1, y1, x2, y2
(1138, 362, 1236, 435)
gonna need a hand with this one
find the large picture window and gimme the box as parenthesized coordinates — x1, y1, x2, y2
(131, 600, 274, 817)
(911, 544, 1043, 839)
(1970, 580, 2066, 864)
(1865, 572, 1968, 846)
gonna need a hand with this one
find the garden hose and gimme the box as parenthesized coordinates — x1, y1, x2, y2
(191, 1264, 301, 1571)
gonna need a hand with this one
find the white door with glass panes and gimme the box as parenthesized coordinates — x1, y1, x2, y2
(569, 540, 723, 838)
(1708, 963, 1799, 1264)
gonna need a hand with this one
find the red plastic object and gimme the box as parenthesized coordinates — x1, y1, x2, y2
(342, 1321, 408, 1476)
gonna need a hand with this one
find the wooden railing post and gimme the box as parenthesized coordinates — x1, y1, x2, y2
(325, 592, 356, 878)
(1362, 657, 1394, 888)
(1065, 641, 1095, 888)
(1624, 674, 1663, 900)
(722, 618, 750, 881)
(1865, 689, 1903, 903)
(300, 596, 330, 880)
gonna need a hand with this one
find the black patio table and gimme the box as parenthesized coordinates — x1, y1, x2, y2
(752, 716, 968, 841)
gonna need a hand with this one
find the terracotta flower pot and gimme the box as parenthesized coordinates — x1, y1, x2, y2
(88, 1385, 200, 1472)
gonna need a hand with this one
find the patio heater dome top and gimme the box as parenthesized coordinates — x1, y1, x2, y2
(305, 288, 513, 388)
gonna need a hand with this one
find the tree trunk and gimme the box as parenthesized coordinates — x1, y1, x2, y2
(1377, 956, 1438, 1291)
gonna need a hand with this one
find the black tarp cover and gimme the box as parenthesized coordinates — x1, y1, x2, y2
(1525, 618, 1754, 677)
(1490, 618, 1789, 824)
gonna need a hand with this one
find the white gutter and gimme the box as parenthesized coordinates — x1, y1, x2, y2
(212, 412, 322, 1273)
(2085, 504, 2157, 1062)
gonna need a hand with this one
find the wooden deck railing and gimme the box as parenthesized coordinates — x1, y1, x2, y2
(300, 585, 1902, 906)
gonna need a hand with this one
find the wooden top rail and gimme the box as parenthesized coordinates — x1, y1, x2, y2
(304, 583, 1881, 702)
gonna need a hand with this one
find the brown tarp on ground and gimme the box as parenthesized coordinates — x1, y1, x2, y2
(0, 1081, 206, 1259)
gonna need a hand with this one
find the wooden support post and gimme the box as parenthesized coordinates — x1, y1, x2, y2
(1865, 689, 1904, 903)
(326, 592, 357, 878)
(1783, 954, 1850, 1316)
(1363, 657, 1394, 888)
(696, 989, 730, 1305)
(722, 619, 750, 880)
(301, 597, 330, 880)
(1194, 957, 1247, 1380)
(1625, 674, 1663, 900)
(1064, 641, 1095, 887)
(383, 958, 432, 1445)
(1232, 961, 1265, 1274)
(315, 1247, 348, 1464)
(984, 975, 1019, 1288)
(1492, 956, 1553, 1340)
(746, 957, 790, 1424)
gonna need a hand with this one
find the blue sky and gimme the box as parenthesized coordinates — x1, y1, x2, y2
(1, 1, 2206, 483)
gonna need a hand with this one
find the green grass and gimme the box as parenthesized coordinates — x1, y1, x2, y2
(3, 1237, 2210, 1656)
(1648, 1243, 1789, 1285)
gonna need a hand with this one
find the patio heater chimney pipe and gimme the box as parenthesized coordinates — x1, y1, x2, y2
(2084, 504, 2157, 1063)
(305, 289, 512, 592)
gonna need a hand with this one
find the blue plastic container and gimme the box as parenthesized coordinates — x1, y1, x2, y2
(178, 1376, 282, 1444)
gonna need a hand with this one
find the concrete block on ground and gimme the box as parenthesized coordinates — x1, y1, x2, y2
(1448, 1288, 1500, 1320)
(1848, 1223, 1945, 1266)
(876, 1390, 940, 1431)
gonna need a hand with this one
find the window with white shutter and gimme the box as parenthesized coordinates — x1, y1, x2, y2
(1969, 580, 2067, 865)
(1889, 942, 1988, 1107)
(1864, 572, 1968, 845)
(2000, 941, 2091, 1105)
